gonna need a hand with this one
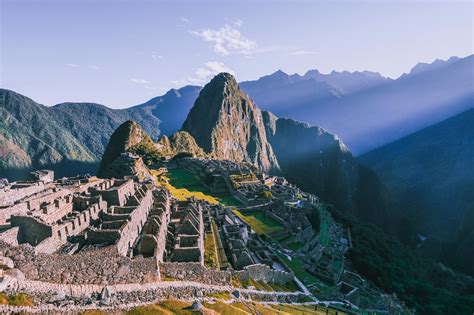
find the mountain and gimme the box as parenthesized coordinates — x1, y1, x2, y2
(97, 120, 155, 179)
(241, 55, 474, 154)
(360, 109, 474, 275)
(51, 102, 161, 158)
(182, 73, 389, 226)
(263, 111, 389, 226)
(156, 131, 205, 158)
(182, 73, 280, 173)
(0, 89, 97, 179)
(133, 85, 201, 136)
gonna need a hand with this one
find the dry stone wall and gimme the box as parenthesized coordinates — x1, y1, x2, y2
(232, 264, 294, 285)
(0, 242, 158, 285)
(160, 262, 231, 286)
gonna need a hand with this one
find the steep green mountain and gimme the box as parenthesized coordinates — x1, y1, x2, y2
(360, 109, 474, 275)
(182, 73, 280, 173)
(262, 111, 389, 226)
(0, 89, 97, 179)
(51, 102, 161, 158)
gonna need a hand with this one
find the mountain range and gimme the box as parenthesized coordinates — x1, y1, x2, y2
(361, 109, 474, 276)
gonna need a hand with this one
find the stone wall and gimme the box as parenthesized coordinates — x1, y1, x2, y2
(0, 242, 158, 285)
(0, 182, 47, 207)
(160, 262, 231, 286)
(233, 264, 294, 285)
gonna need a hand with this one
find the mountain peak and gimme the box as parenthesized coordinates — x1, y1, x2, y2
(182, 74, 280, 173)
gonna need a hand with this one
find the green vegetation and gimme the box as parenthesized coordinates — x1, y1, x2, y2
(259, 190, 273, 199)
(328, 205, 474, 315)
(232, 210, 284, 235)
(286, 241, 304, 251)
(206, 291, 231, 300)
(212, 219, 229, 269)
(307, 205, 321, 234)
(128, 135, 162, 167)
(126, 299, 338, 315)
(276, 253, 318, 286)
(204, 230, 218, 269)
(6, 293, 34, 306)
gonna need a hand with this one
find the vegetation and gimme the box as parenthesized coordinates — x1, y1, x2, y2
(259, 190, 273, 199)
(306, 205, 321, 234)
(204, 230, 218, 269)
(128, 136, 162, 167)
(232, 210, 284, 235)
(328, 205, 474, 315)
(0, 292, 34, 307)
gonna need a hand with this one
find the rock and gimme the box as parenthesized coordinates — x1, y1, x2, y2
(48, 290, 66, 303)
(100, 287, 112, 305)
(0, 256, 14, 269)
(191, 300, 203, 311)
(5, 268, 25, 281)
(231, 290, 240, 299)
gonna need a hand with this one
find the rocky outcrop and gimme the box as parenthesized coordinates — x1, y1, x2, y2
(182, 73, 280, 173)
(97, 120, 154, 179)
(157, 131, 205, 158)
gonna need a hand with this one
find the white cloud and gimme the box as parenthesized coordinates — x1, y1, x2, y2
(171, 61, 235, 86)
(88, 65, 100, 70)
(289, 50, 318, 56)
(130, 78, 150, 84)
(192, 24, 257, 55)
(233, 19, 243, 27)
(66, 63, 79, 68)
(180, 17, 190, 24)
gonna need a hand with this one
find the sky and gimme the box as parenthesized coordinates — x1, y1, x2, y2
(0, 0, 472, 108)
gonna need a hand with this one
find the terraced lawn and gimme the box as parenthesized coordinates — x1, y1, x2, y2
(232, 210, 285, 235)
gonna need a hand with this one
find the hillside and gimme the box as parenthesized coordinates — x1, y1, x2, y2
(0, 89, 97, 179)
(360, 109, 474, 275)
(263, 111, 389, 226)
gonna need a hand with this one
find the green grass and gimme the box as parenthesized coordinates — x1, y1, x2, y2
(232, 210, 284, 235)
(276, 253, 319, 286)
(318, 208, 331, 247)
(286, 241, 304, 251)
(204, 231, 218, 269)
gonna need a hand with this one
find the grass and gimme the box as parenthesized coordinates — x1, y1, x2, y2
(276, 253, 319, 286)
(232, 210, 284, 235)
(318, 206, 331, 247)
(286, 242, 304, 251)
(206, 291, 232, 300)
(127, 300, 196, 315)
(7, 293, 34, 306)
(211, 219, 229, 269)
(153, 168, 241, 207)
(204, 231, 218, 269)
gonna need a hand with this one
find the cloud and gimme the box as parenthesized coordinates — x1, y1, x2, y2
(289, 50, 318, 56)
(171, 61, 235, 86)
(192, 24, 257, 55)
(151, 52, 163, 60)
(88, 65, 100, 70)
(130, 78, 150, 84)
(66, 63, 79, 68)
(233, 19, 243, 27)
(180, 17, 190, 24)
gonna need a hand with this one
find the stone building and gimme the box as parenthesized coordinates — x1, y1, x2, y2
(167, 200, 204, 264)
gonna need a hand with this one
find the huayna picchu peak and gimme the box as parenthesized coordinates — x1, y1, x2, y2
(182, 73, 280, 174)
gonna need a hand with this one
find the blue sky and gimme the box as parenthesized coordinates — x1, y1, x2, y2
(1, 0, 472, 108)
